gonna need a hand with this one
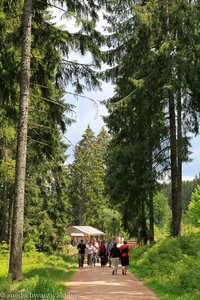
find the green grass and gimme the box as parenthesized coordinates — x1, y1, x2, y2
(129, 232, 200, 300)
(0, 251, 77, 299)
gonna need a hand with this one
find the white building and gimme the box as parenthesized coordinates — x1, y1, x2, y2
(67, 225, 105, 244)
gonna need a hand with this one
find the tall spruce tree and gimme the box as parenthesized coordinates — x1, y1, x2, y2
(103, 0, 200, 239)
(9, 0, 33, 280)
(0, 0, 109, 280)
(0, 1, 21, 244)
(24, 142, 71, 253)
(69, 126, 109, 229)
(149, 0, 200, 236)
(104, 1, 169, 242)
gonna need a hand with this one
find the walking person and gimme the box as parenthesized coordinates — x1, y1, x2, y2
(120, 240, 130, 275)
(86, 241, 94, 267)
(110, 242, 121, 275)
(99, 240, 107, 267)
(107, 237, 114, 267)
(92, 238, 99, 266)
(77, 239, 86, 268)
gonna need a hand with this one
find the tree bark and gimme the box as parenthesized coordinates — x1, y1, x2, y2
(141, 201, 148, 244)
(0, 181, 8, 242)
(9, 0, 33, 280)
(166, 0, 181, 237)
(0, 141, 9, 243)
(149, 189, 154, 243)
(169, 91, 180, 237)
(177, 88, 182, 234)
(7, 194, 14, 245)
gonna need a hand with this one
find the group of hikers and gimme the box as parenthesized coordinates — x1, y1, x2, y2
(77, 237, 130, 275)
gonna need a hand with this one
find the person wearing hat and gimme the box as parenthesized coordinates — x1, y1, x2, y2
(120, 240, 130, 275)
(110, 242, 121, 275)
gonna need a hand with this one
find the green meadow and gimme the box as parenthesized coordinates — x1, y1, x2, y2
(0, 251, 77, 300)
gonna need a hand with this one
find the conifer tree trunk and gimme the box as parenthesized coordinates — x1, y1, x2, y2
(177, 88, 182, 234)
(149, 189, 154, 243)
(148, 116, 154, 243)
(9, 0, 33, 280)
(166, 0, 181, 237)
(169, 92, 180, 237)
(0, 142, 9, 243)
(141, 201, 148, 244)
(7, 195, 14, 245)
(0, 182, 8, 242)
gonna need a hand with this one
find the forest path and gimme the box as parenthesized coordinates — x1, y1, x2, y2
(65, 262, 159, 300)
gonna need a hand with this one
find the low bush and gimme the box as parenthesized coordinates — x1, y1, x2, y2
(129, 232, 200, 300)
(179, 256, 200, 292)
(24, 240, 37, 253)
(179, 233, 200, 256)
(0, 241, 9, 255)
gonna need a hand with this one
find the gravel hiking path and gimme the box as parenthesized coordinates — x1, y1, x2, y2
(65, 263, 159, 300)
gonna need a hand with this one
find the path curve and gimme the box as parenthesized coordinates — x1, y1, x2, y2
(65, 263, 159, 300)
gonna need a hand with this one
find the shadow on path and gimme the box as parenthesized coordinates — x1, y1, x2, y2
(66, 263, 159, 300)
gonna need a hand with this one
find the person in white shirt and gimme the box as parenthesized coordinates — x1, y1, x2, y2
(92, 238, 99, 266)
(86, 241, 94, 267)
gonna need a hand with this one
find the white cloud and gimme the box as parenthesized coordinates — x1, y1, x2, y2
(182, 175, 196, 181)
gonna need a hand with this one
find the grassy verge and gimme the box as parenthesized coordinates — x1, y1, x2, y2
(129, 232, 200, 300)
(0, 250, 77, 299)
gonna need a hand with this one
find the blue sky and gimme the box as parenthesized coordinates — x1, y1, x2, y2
(182, 136, 200, 180)
(64, 81, 112, 160)
(64, 83, 200, 181)
(52, 6, 200, 181)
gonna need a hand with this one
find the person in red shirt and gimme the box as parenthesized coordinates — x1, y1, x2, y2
(120, 240, 130, 275)
(99, 240, 107, 267)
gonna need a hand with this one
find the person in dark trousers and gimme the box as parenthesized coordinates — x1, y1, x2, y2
(99, 240, 107, 267)
(107, 238, 114, 267)
(110, 242, 121, 275)
(120, 240, 130, 275)
(77, 240, 86, 268)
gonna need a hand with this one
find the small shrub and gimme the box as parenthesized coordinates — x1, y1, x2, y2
(179, 233, 200, 256)
(23, 251, 46, 265)
(24, 240, 37, 253)
(48, 255, 65, 265)
(49, 255, 61, 262)
(130, 244, 149, 259)
(0, 241, 9, 255)
(179, 256, 200, 292)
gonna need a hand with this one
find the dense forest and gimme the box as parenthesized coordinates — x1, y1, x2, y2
(1, 0, 200, 282)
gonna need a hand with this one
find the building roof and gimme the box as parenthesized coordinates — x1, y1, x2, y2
(67, 226, 105, 236)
